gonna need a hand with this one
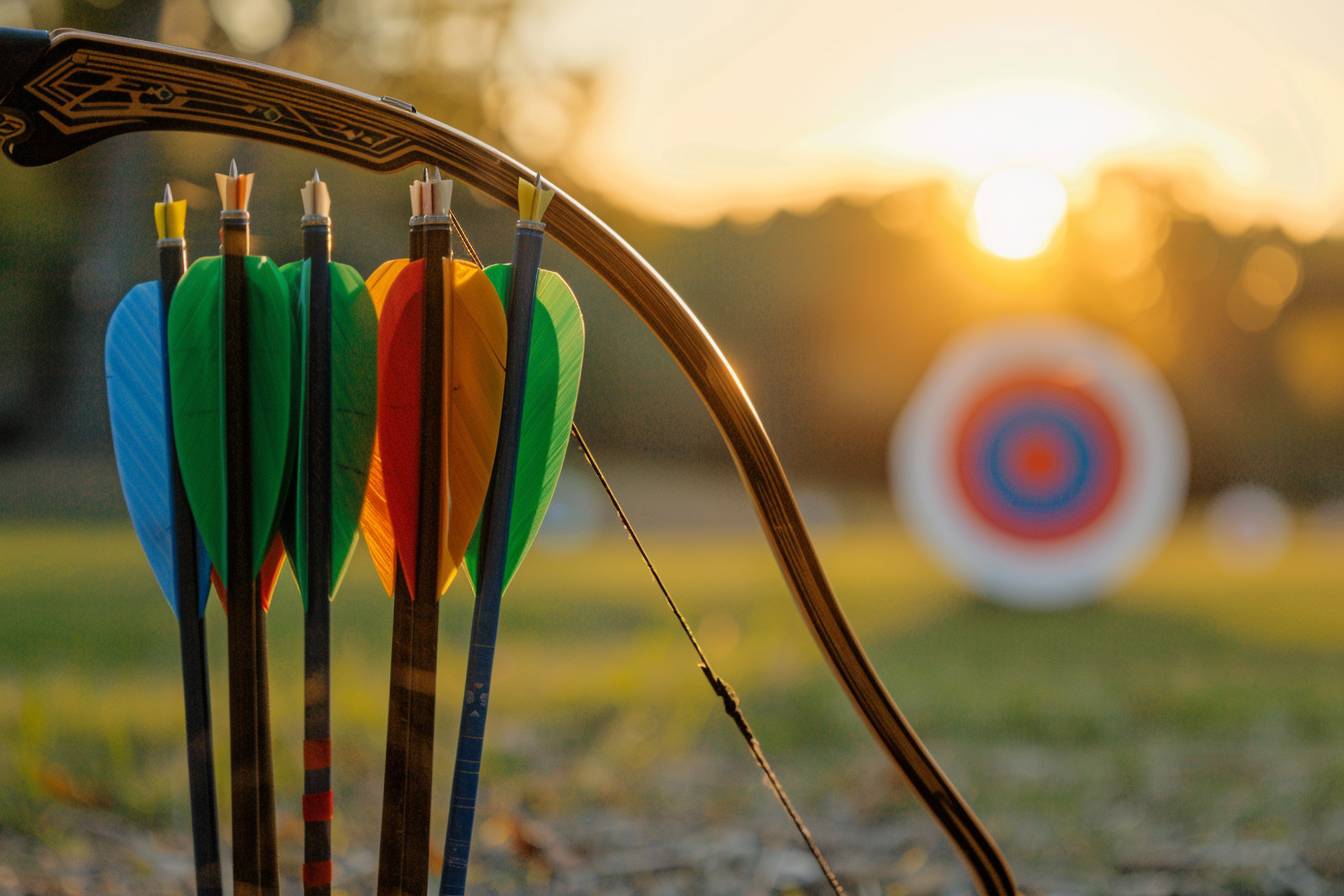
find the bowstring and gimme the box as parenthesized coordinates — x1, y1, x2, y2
(450, 212, 847, 895)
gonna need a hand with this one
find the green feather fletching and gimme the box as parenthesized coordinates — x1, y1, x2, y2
(465, 265, 584, 593)
(275, 261, 304, 592)
(284, 259, 378, 606)
(168, 255, 294, 588)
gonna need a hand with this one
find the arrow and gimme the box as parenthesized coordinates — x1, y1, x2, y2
(439, 176, 584, 895)
(105, 184, 223, 896)
(278, 170, 378, 895)
(365, 168, 506, 896)
(168, 160, 293, 896)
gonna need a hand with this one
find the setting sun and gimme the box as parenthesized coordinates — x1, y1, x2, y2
(971, 167, 1069, 260)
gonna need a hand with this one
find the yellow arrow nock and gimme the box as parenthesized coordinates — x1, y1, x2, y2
(518, 175, 554, 223)
(154, 183, 187, 240)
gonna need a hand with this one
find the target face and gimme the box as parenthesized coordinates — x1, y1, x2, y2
(893, 319, 1187, 608)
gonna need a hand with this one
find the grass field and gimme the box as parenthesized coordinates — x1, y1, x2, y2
(2, 514, 1343, 892)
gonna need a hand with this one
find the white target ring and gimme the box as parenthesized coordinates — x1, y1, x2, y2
(892, 318, 1188, 609)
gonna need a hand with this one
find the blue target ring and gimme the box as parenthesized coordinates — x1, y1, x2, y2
(955, 376, 1124, 542)
(984, 408, 1093, 514)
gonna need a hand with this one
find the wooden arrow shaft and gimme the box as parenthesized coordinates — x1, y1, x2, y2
(222, 221, 278, 896)
(162, 237, 224, 896)
(400, 579, 440, 893)
(404, 222, 447, 895)
(377, 222, 447, 896)
(375, 567, 414, 892)
(412, 224, 448, 603)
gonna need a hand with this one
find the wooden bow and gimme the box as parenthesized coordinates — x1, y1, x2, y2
(0, 26, 1018, 895)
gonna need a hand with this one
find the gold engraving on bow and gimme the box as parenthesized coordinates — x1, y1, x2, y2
(0, 108, 27, 142)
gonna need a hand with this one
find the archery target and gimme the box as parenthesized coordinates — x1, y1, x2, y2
(893, 318, 1187, 608)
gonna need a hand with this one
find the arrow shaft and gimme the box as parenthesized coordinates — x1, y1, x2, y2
(404, 221, 449, 895)
(301, 219, 335, 896)
(375, 567, 414, 892)
(222, 219, 278, 896)
(162, 236, 224, 896)
(413, 224, 448, 601)
(440, 223, 543, 895)
(375, 243, 418, 891)
(377, 220, 447, 896)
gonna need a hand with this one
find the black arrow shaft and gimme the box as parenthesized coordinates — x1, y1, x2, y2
(161, 235, 224, 896)
(301, 219, 334, 895)
(222, 218, 278, 896)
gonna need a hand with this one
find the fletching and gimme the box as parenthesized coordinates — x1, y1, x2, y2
(464, 267, 584, 592)
(377, 258, 506, 597)
(168, 255, 294, 587)
(359, 258, 412, 596)
(105, 281, 212, 618)
(211, 536, 287, 613)
(283, 258, 378, 604)
(274, 260, 303, 597)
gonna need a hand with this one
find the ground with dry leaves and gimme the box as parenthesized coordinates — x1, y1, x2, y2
(3, 519, 1344, 894)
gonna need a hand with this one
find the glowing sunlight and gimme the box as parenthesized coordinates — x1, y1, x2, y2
(970, 167, 1069, 260)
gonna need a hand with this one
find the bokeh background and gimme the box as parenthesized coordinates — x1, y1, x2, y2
(2, 1, 1343, 893)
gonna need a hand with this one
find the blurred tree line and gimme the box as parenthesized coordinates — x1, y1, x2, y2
(590, 170, 1344, 502)
(2, 2, 1343, 504)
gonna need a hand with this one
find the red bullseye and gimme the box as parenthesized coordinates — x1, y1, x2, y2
(1007, 426, 1070, 495)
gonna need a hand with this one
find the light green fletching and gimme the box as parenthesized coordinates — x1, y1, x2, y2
(282, 259, 378, 606)
(465, 265, 584, 592)
(168, 255, 294, 588)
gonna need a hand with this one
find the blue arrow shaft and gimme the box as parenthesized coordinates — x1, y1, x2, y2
(440, 220, 544, 896)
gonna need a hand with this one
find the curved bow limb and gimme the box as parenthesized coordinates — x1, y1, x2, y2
(0, 27, 1018, 895)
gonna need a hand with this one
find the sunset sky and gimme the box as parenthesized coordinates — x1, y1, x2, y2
(523, 0, 1344, 233)
(4, 0, 1341, 236)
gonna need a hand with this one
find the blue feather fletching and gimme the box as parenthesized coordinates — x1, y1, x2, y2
(105, 281, 212, 618)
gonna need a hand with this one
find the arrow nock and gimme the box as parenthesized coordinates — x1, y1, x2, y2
(301, 168, 331, 221)
(410, 166, 452, 222)
(215, 158, 254, 214)
(154, 182, 187, 244)
(518, 172, 554, 223)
